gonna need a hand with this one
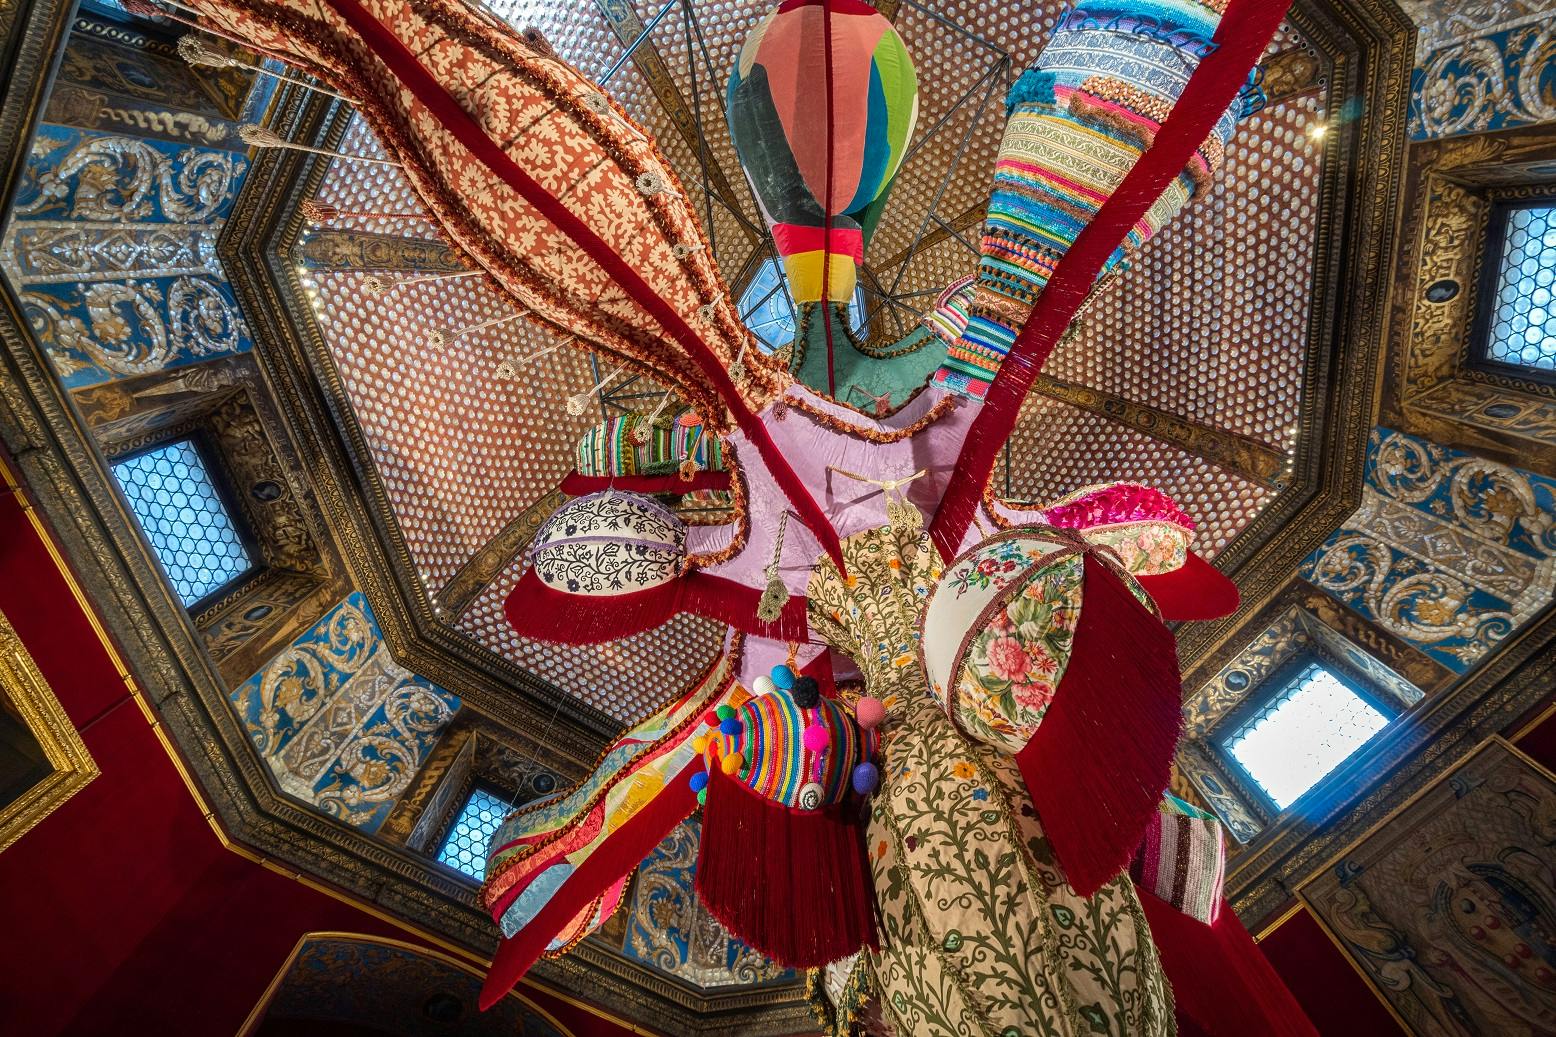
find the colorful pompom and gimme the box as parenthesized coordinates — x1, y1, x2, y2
(854, 696, 886, 731)
(703, 710, 720, 728)
(802, 723, 831, 753)
(719, 718, 742, 737)
(716, 704, 736, 721)
(791, 675, 820, 708)
(770, 664, 795, 690)
(692, 734, 710, 754)
(753, 674, 777, 697)
(851, 762, 880, 795)
(689, 771, 709, 792)
(696, 787, 706, 806)
(721, 752, 745, 775)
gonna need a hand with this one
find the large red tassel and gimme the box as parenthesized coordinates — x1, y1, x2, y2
(1138, 889, 1319, 1037)
(694, 768, 876, 969)
(1017, 553, 1183, 897)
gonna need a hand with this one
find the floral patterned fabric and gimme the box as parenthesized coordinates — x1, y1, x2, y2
(809, 527, 1173, 1036)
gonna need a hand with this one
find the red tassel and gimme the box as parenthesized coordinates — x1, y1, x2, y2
(505, 568, 809, 644)
(1016, 554, 1183, 897)
(1138, 889, 1319, 1037)
(559, 471, 731, 495)
(694, 769, 876, 969)
(1137, 551, 1241, 621)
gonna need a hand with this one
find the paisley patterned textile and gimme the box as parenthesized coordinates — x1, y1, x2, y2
(178, 0, 788, 430)
(808, 527, 1173, 1036)
(529, 490, 685, 595)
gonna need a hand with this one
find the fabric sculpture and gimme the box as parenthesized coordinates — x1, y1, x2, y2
(164, 0, 1316, 1032)
(728, 0, 918, 306)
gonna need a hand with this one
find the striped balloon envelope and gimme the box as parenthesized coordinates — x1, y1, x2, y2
(727, 0, 918, 305)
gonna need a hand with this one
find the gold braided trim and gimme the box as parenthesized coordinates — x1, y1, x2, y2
(782, 392, 960, 444)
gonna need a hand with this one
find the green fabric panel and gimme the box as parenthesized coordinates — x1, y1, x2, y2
(791, 303, 948, 408)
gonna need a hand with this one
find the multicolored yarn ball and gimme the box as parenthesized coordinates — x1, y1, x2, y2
(791, 675, 820, 708)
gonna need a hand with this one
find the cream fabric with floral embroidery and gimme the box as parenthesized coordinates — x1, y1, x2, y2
(810, 527, 1173, 1037)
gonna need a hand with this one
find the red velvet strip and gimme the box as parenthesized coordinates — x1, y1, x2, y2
(930, 0, 1295, 561)
(820, 0, 838, 394)
(1136, 551, 1241, 622)
(1138, 889, 1319, 1037)
(321, 0, 844, 572)
(1016, 554, 1182, 897)
(505, 568, 809, 643)
(479, 759, 701, 1008)
(558, 471, 731, 495)
(694, 768, 876, 968)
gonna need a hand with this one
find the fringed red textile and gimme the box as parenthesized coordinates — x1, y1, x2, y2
(1138, 889, 1319, 1037)
(322, 0, 845, 573)
(559, 471, 732, 495)
(1016, 554, 1182, 897)
(505, 568, 809, 644)
(479, 760, 702, 1009)
(930, 0, 1295, 561)
(694, 768, 876, 969)
(1136, 552, 1241, 622)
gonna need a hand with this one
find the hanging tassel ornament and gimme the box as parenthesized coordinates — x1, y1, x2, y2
(677, 424, 704, 482)
(178, 35, 351, 99)
(566, 361, 627, 416)
(829, 466, 927, 535)
(239, 124, 402, 167)
(729, 344, 748, 386)
(631, 391, 675, 446)
(755, 511, 791, 623)
(361, 270, 477, 296)
(427, 310, 527, 347)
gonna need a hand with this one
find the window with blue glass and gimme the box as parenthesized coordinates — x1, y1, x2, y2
(1474, 200, 1556, 379)
(437, 785, 511, 881)
(739, 257, 866, 352)
(111, 438, 255, 608)
(1219, 659, 1391, 811)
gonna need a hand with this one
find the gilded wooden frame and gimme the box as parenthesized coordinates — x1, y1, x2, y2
(0, 606, 98, 853)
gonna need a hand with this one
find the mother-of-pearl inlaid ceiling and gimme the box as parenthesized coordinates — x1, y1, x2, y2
(295, 2, 1330, 726)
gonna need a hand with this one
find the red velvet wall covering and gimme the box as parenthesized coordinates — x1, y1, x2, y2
(0, 457, 645, 1037)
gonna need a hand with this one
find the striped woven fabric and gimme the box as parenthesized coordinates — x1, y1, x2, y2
(705, 689, 872, 809)
(932, 0, 1260, 400)
(574, 412, 725, 477)
(1131, 794, 1226, 924)
(922, 274, 976, 346)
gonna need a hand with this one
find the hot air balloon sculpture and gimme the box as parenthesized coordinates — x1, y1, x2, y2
(727, 0, 918, 309)
(153, 0, 1316, 1032)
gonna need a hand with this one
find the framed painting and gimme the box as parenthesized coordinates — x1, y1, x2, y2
(0, 607, 97, 853)
(1300, 737, 1556, 1036)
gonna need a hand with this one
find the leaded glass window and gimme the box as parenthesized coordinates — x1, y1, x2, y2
(111, 439, 254, 607)
(739, 257, 865, 352)
(1221, 660, 1389, 811)
(437, 785, 510, 881)
(1477, 202, 1556, 377)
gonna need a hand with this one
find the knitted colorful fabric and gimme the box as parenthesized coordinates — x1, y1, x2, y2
(1130, 793, 1227, 925)
(575, 411, 725, 477)
(933, 0, 1260, 399)
(921, 274, 975, 346)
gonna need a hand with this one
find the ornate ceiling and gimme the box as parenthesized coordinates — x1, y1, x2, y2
(5, 0, 1556, 1033)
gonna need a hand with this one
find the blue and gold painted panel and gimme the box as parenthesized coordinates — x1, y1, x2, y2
(1301, 427, 1556, 672)
(624, 817, 794, 988)
(230, 593, 460, 832)
(1410, 16, 1556, 140)
(2, 124, 251, 388)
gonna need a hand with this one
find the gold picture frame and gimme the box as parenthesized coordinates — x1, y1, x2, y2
(0, 607, 98, 853)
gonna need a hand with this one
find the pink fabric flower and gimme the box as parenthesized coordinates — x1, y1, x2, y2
(1014, 681, 1054, 711)
(986, 636, 1030, 681)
